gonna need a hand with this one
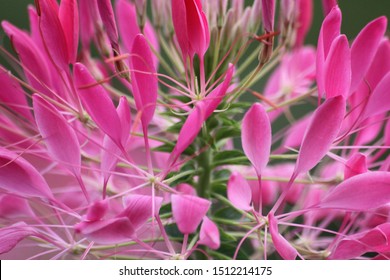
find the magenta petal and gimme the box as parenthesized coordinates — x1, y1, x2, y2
(120, 195, 163, 229)
(268, 213, 298, 260)
(198, 217, 220, 250)
(227, 172, 252, 211)
(86, 200, 109, 222)
(59, 0, 79, 63)
(74, 63, 122, 146)
(344, 153, 368, 180)
(0, 195, 34, 219)
(0, 67, 33, 121)
(322, 0, 338, 16)
(201, 64, 234, 119)
(33, 94, 81, 175)
(0, 222, 37, 254)
(167, 105, 204, 168)
(324, 35, 351, 99)
(97, 0, 119, 47)
(37, 0, 69, 67)
(117, 96, 131, 145)
(1, 21, 53, 96)
(0, 147, 53, 199)
(185, 0, 210, 57)
(295, 96, 346, 174)
(261, 0, 275, 32)
(319, 172, 390, 211)
(74, 217, 135, 244)
(316, 5, 341, 98)
(295, 0, 313, 47)
(129, 34, 158, 128)
(329, 223, 390, 259)
(364, 72, 390, 120)
(171, 0, 189, 59)
(241, 103, 272, 175)
(350, 17, 387, 93)
(171, 194, 211, 234)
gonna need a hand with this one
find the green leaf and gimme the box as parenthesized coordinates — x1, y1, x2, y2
(212, 150, 250, 167)
(214, 126, 241, 142)
(219, 229, 237, 242)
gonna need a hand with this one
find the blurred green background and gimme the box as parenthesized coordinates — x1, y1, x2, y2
(0, 0, 389, 45)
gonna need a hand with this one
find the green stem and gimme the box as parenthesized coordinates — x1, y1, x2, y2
(197, 148, 211, 198)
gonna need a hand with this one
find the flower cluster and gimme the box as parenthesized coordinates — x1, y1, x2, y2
(0, 0, 390, 260)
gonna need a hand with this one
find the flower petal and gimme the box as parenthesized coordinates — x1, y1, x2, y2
(227, 171, 252, 211)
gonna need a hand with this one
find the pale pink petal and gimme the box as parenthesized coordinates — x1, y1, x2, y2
(0, 195, 34, 219)
(295, 96, 346, 174)
(171, 194, 211, 234)
(319, 172, 390, 211)
(241, 103, 272, 175)
(227, 172, 252, 211)
(268, 213, 298, 260)
(198, 217, 220, 250)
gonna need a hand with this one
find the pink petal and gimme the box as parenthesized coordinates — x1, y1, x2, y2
(350, 17, 387, 93)
(78, 0, 99, 48)
(227, 172, 252, 211)
(201, 64, 234, 119)
(283, 115, 311, 150)
(0, 222, 36, 254)
(59, 0, 79, 63)
(324, 35, 351, 99)
(0, 67, 33, 121)
(97, 0, 119, 48)
(0, 195, 34, 219)
(129, 34, 158, 128)
(74, 63, 123, 147)
(268, 213, 298, 260)
(86, 200, 109, 222)
(166, 105, 204, 168)
(261, 0, 275, 32)
(241, 103, 272, 175)
(295, 0, 313, 47)
(176, 184, 197, 196)
(0, 148, 53, 199)
(316, 6, 341, 99)
(329, 223, 390, 259)
(36, 0, 69, 67)
(185, 0, 210, 57)
(171, 0, 189, 59)
(344, 153, 368, 180)
(32, 94, 81, 175)
(74, 217, 135, 244)
(171, 194, 211, 234)
(363, 72, 390, 120)
(117, 96, 132, 145)
(120, 195, 163, 229)
(198, 217, 220, 250)
(1, 21, 53, 97)
(319, 172, 390, 211)
(321, 0, 338, 16)
(295, 96, 346, 174)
